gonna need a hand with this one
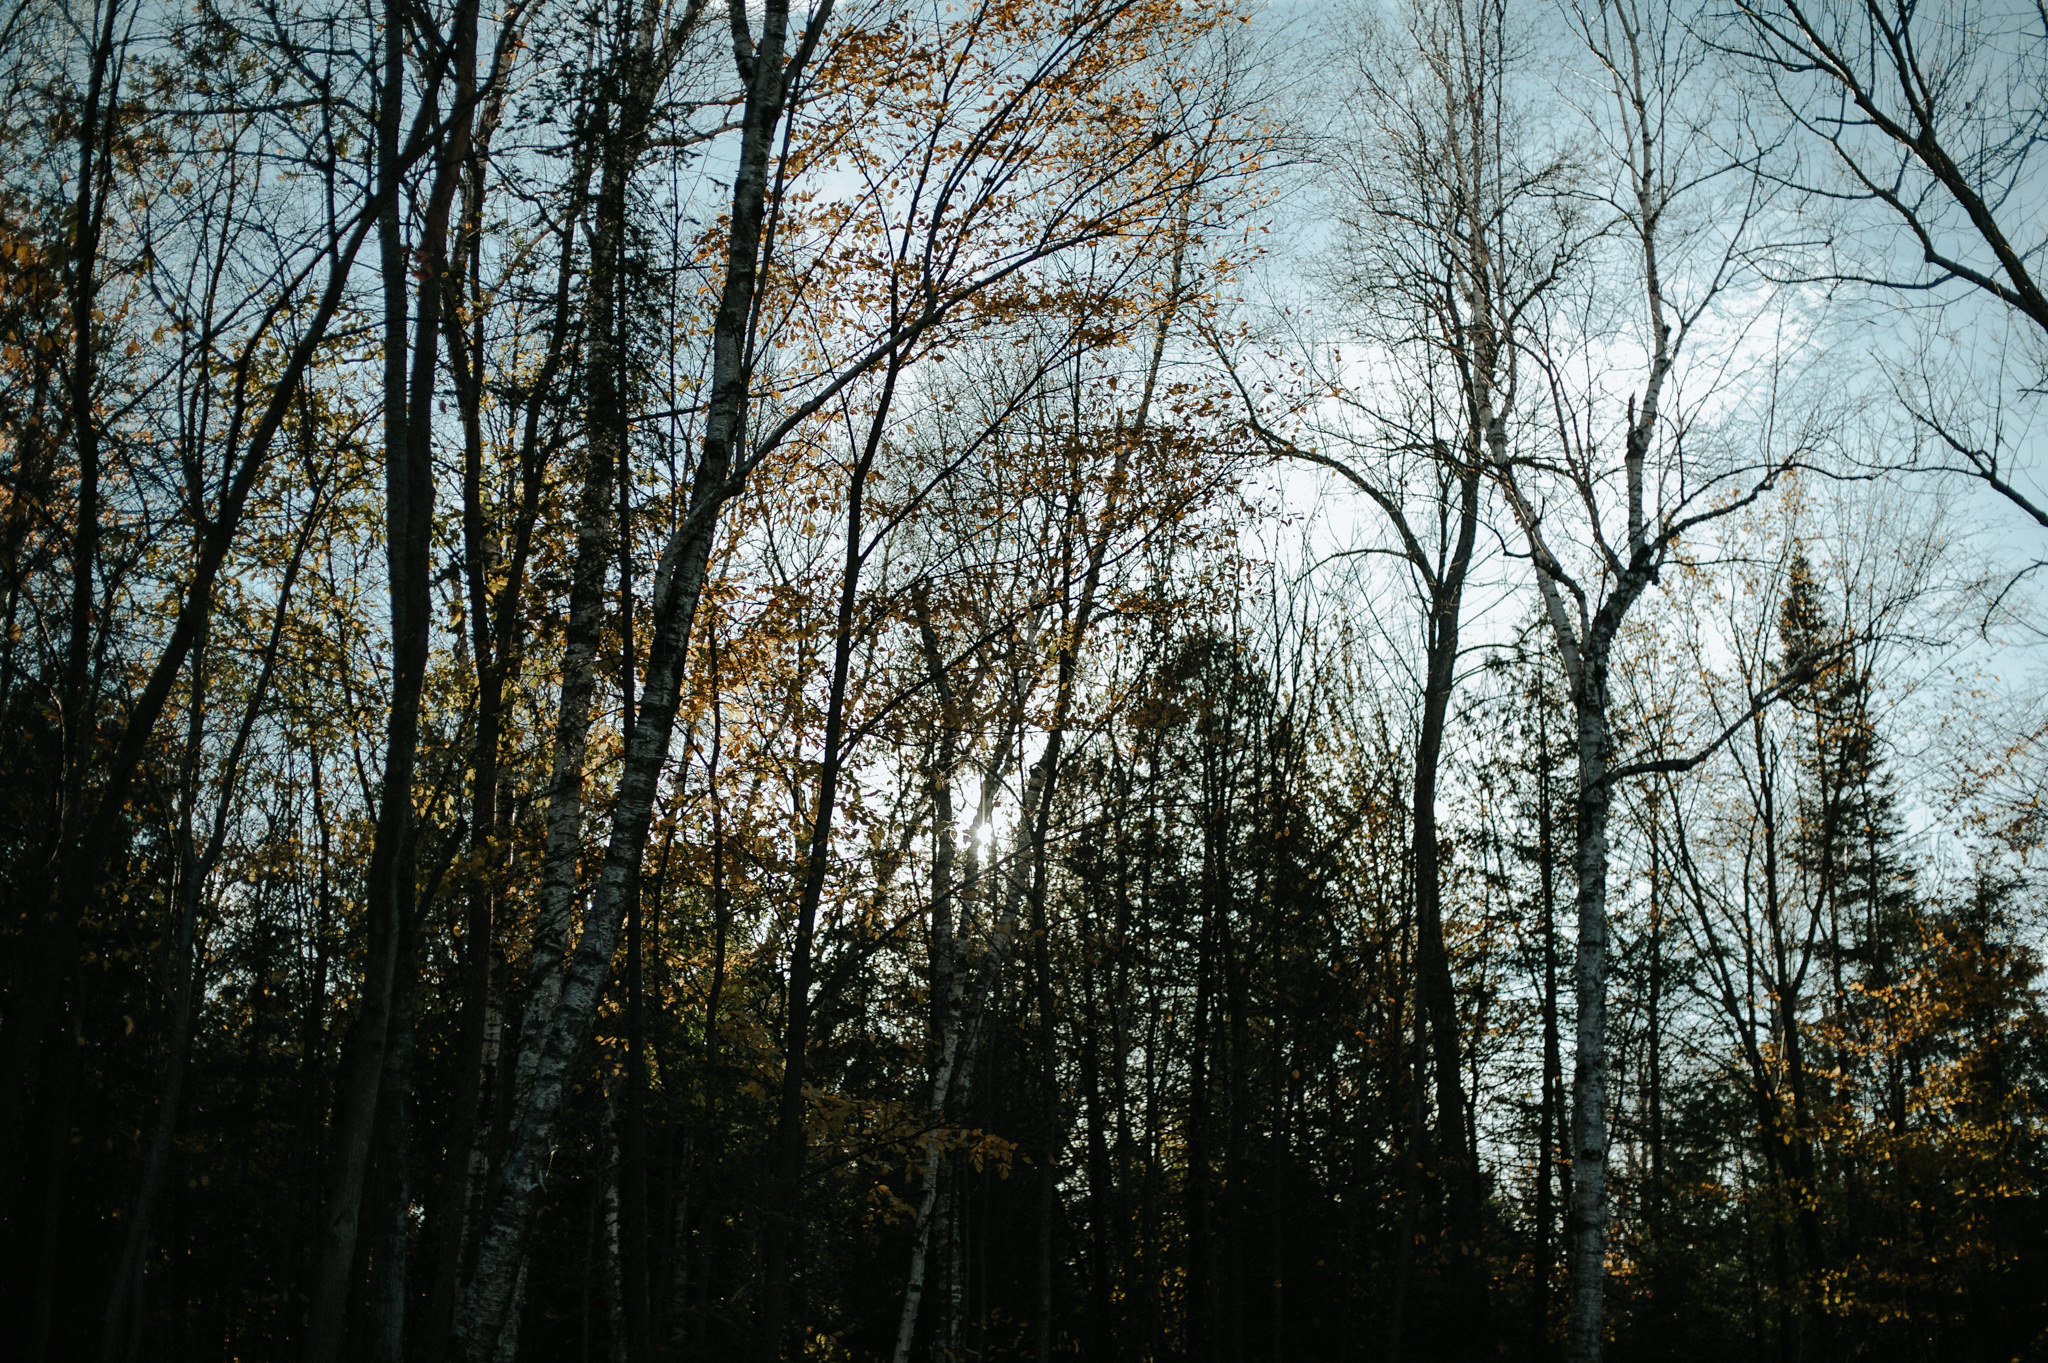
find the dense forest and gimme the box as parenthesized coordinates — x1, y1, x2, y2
(4, 0, 2047, 1360)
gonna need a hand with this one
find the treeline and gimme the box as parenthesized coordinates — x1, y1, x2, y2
(1, 0, 2046, 1361)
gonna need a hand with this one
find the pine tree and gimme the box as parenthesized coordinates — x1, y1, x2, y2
(1778, 554, 1915, 1019)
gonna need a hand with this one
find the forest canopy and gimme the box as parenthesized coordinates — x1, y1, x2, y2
(3, 0, 2047, 1361)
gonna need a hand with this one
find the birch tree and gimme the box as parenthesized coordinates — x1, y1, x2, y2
(1486, 3, 1816, 1356)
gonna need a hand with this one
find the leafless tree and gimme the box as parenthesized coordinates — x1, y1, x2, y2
(1720, 0, 2048, 568)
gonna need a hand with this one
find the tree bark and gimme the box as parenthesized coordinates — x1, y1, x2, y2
(891, 598, 969, 1363)
(364, 913, 422, 1363)
(453, 7, 822, 1355)
(1411, 465, 1482, 1251)
(1533, 692, 1565, 1363)
(421, 52, 568, 1350)
(301, 7, 461, 1345)
(1564, 664, 1614, 1363)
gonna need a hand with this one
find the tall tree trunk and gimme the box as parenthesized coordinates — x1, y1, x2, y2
(1563, 665, 1613, 1363)
(1412, 470, 1481, 1248)
(422, 28, 516, 1357)
(1270, 1049, 1290, 1363)
(1079, 953, 1112, 1363)
(1758, 762, 1830, 1359)
(465, 2, 670, 1324)
(760, 303, 908, 1359)
(101, 618, 211, 1363)
(99, 820, 203, 1363)
(1533, 695, 1564, 1363)
(1008, 288, 1172, 1363)
(0, 0, 121, 1251)
(1188, 898, 1215, 1359)
(513, 74, 634, 1115)
(616, 430, 652, 1363)
(1385, 915, 1426, 1363)
(302, 8, 457, 1346)
(600, 1093, 628, 1363)
(364, 914, 422, 1363)
(422, 56, 566, 1351)
(673, 686, 730, 1357)
(1644, 812, 1666, 1256)
(456, 10, 823, 1353)
(1030, 797, 1063, 1363)
(891, 602, 968, 1363)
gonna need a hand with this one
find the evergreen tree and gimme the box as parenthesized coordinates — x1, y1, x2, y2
(1779, 553, 1916, 1004)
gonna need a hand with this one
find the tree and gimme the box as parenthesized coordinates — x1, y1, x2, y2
(1721, 0, 2048, 570)
(1235, 4, 1590, 1344)
(1481, 2, 1819, 1356)
(9, 2, 2048, 1360)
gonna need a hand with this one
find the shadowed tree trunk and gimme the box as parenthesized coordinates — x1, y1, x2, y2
(303, 4, 475, 1348)
(454, 5, 822, 1355)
